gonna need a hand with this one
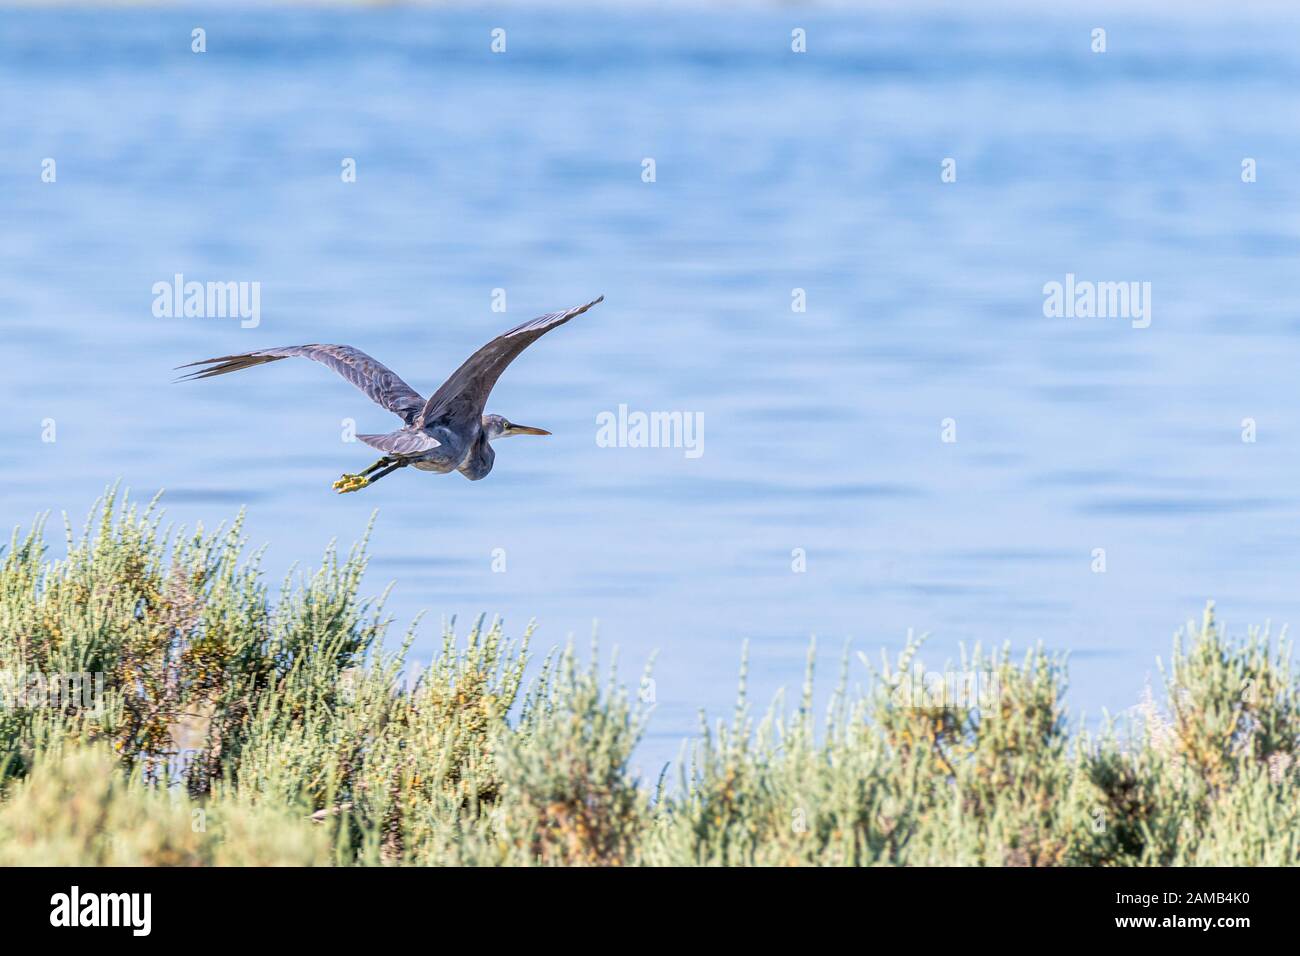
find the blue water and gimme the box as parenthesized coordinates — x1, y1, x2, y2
(3, 4, 1300, 773)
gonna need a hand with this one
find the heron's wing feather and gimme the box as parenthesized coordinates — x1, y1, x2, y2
(357, 430, 441, 456)
(177, 345, 425, 424)
(416, 296, 603, 430)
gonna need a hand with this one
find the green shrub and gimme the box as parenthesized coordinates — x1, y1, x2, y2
(0, 745, 328, 866)
(1, 490, 1297, 866)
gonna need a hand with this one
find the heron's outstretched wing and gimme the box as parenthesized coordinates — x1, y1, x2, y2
(416, 295, 603, 430)
(177, 345, 426, 424)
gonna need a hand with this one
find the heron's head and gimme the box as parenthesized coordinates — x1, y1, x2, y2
(482, 413, 551, 441)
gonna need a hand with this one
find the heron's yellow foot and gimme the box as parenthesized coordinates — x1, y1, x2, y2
(332, 473, 370, 494)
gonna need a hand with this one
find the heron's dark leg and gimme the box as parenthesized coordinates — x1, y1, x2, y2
(333, 456, 396, 493)
(363, 459, 408, 485)
(334, 458, 409, 494)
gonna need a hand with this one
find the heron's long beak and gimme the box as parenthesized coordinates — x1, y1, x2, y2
(509, 424, 551, 436)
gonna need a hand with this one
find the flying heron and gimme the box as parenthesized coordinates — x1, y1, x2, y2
(177, 295, 603, 493)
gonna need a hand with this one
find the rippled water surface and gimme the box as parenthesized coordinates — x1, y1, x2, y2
(3, 4, 1300, 769)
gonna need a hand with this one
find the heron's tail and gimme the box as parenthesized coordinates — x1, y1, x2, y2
(357, 430, 441, 456)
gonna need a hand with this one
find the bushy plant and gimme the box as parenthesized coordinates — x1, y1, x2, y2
(0, 745, 329, 866)
(2, 490, 1297, 866)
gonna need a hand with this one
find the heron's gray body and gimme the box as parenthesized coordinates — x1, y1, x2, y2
(356, 422, 464, 473)
(178, 296, 602, 489)
(362, 422, 486, 479)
